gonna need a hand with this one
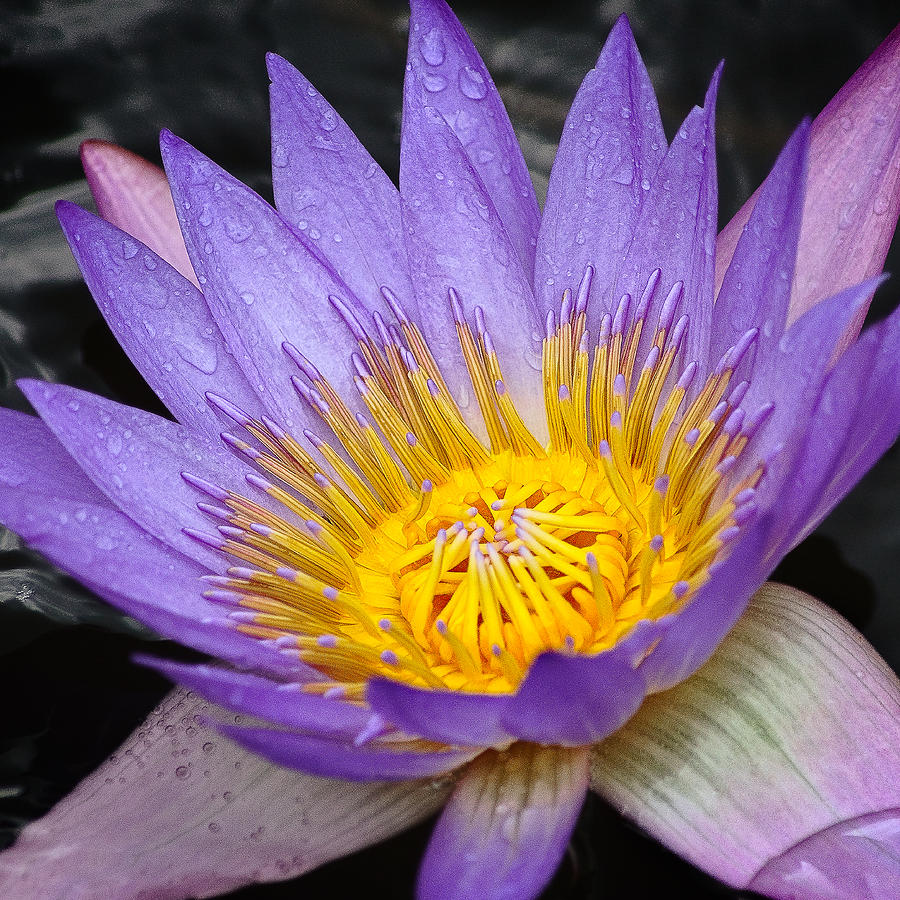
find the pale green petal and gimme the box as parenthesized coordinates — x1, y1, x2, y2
(590, 583, 900, 892)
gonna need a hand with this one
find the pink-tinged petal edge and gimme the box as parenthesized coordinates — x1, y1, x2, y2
(418, 743, 590, 900)
(80, 139, 198, 286)
(591, 583, 900, 894)
(716, 24, 900, 354)
(0, 689, 453, 900)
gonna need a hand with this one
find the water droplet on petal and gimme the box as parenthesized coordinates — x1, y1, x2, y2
(176, 340, 218, 375)
(423, 73, 447, 93)
(224, 217, 254, 243)
(272, 145, 288, 168)
(458, 65, 488, 100)
(175, 765, 189, 778)
(420, 27, 446, 65)
(121, 239, 139, 260)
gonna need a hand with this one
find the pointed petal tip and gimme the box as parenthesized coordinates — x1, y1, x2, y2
(265, 50, 295, 82)
(158, 128, 185, 154)
(54, 197, 80, 223)
(705, 61, 724, 108)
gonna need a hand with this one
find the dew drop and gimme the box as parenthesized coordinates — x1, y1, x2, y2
(208, 822, 222, 833)
(272, 145, 288, 168)
(423, 73, 448, 93)
(121, 239, 139, 260)
(458, 65, 487, 100)
(176, 341, 218, 375)
(873, 196, 889, 215)
(224, 218, 254, 243)
(175, 765, 189, 779)
(240, 292, 255, 305)
(420, 27, 445, 65)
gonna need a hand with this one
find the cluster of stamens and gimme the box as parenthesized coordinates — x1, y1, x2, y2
(184, 266, 768, 698)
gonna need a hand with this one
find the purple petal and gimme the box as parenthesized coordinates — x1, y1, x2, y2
(146, 658, 376, 737)
(405, 0, 540, 277)
(765, 304, 900, 553)
(0, 487, 209, 613)
(118, 594, 302, 676)
(371, 619, 667, 747)
(637, 516, 772, 693)
(0, 688, 451, 899)
(0, 412, 284, 670)
(221, 724, 477, 781)
(615, 68, 720, 367)
(716, 25, 900, 356)
(535, 15, 666, 319)
(710, 120, 809, 368)
(500, 618, 664, 745)
(18, 380, 258, 569)
(399, 107, 543, 434)
(748, 808, 900, 900)
(267, 53, 416, 313)
(366, 680, 514, 747)
(0, 407, 107, 504)
(0, 478, 294, 673)
(80, 139, 197, 284)
(743, 276, 883, 462)
(56, 201, 265, 437)
(160, 130, 364, 433)
(592, 584, 900, 891)
(418, 743, 589, 900)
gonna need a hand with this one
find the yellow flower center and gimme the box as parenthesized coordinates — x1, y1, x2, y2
(198, 269, 760, 698)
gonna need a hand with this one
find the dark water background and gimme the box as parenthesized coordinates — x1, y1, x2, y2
(1, 0, 898, 896)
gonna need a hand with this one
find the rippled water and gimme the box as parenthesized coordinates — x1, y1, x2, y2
(1, 1, 898, 897)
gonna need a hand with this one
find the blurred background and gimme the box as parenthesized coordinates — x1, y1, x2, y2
(1, 0, 898, 896)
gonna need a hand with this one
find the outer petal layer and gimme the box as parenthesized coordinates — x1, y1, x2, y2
(716, 24, 900, 352)
(0, 689, 452, 900)
(80, 139, 196, 284)
(748, 808, 900, 900)
(418, 743, 590, 900)
(591, 584, 900, 892)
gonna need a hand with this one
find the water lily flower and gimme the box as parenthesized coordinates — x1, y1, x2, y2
(1, 2, 899, 898)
